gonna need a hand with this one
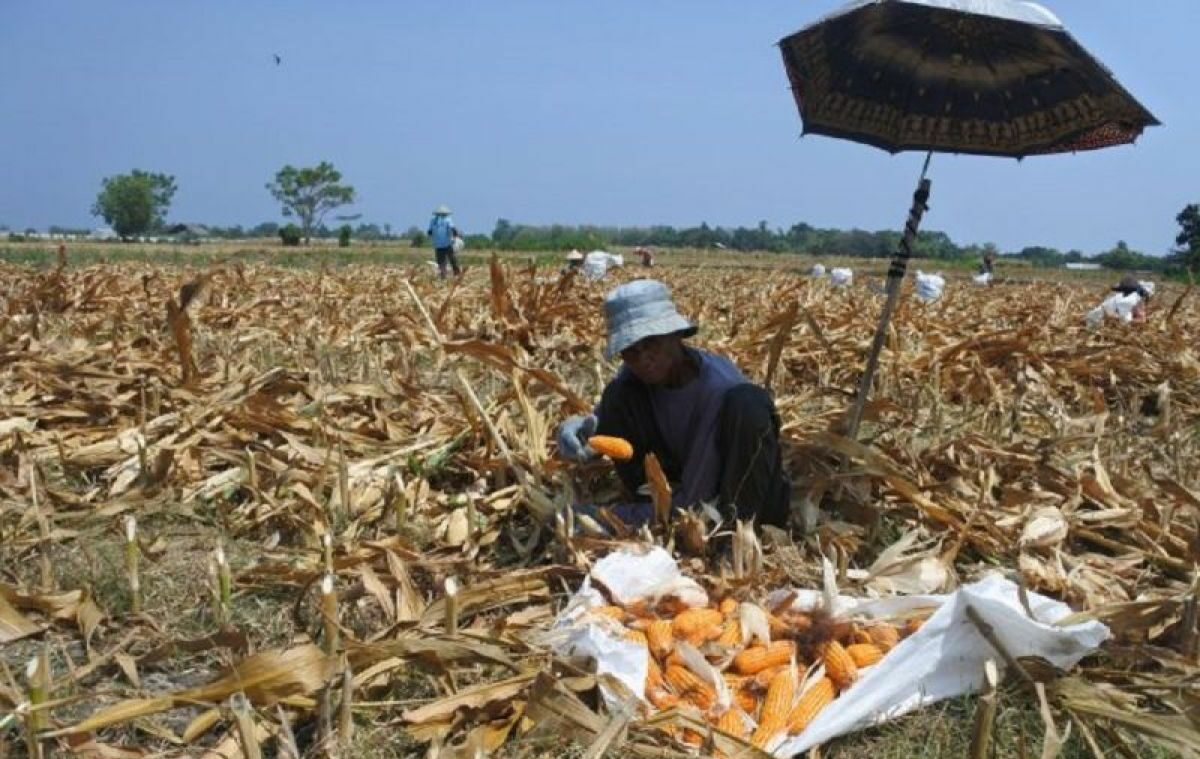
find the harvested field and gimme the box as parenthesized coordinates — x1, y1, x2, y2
(1, 254, 1197, 758)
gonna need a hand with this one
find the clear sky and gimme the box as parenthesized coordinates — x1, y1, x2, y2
(2, 1, 1195, 255)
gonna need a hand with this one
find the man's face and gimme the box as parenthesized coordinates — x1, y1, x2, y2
(620, 333, 683, 386)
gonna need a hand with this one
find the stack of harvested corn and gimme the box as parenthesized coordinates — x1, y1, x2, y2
(583, 596, 925, 752)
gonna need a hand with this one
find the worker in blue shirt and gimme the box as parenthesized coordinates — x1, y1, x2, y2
(428, 205, 462, 278)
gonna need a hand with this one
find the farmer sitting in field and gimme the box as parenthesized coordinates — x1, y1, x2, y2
(557, 279, 789, 528)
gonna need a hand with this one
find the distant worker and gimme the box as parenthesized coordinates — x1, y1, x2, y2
(557, 280, 790, 529)
(979, 250, 996, 275)
(635, 246, 655, 268)
(561, 249, 585, 275)
(427, 205, 461, 278)
(1111, 274, 1152, 322)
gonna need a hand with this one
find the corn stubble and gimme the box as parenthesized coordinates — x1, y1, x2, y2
(0, 255, 1197, 755)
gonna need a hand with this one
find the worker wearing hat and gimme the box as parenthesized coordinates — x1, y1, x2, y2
(560, 249, 585, 275)
(558, 280, 789, 528)
(427, 205, 462, 278)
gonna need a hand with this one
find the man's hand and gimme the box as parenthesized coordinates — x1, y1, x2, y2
(557, 414, 598, 462)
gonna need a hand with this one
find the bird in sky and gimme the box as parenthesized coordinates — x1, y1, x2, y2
(273, 53, 281, 66)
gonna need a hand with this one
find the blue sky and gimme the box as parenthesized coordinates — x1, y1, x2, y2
(1, 1, 1195, 255)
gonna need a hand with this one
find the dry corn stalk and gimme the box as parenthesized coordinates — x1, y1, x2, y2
(644, 453, 673, 528)
(123, 515, 140, 615)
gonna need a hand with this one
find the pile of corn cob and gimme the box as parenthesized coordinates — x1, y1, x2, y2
(584, 596, 925, 753)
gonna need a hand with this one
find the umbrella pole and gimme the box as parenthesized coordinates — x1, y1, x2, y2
(844, 151, 933, 440)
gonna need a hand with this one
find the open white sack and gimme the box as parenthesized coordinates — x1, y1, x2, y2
(550, 548, 1108, 757)
(778, 572, 1108, 754)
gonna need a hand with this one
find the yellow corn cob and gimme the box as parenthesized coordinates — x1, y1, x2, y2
(868, 624, 901, 651)
(786, 676, 835, 735)
(647, 619, 674, 660)
(724, 674, 758, 716)
(649, 688, 679, 710)
(823, 640, 859, 690)
(852, 628, 874, 645)
(732, 640, 795, 675)
(587, 435, 634, 461)
(625, 628, 648, 645)
(665, 664, 717, 711)
(903, 617, 925, 637)
(665, 664, 715, 700)
(681, 728, 704, 746)
(672, 607, 724, 639)
(719, 597, 738, 616)
(682, 688, 716, 711)
(686, 623, 725, 646)
(749, 668, 795, 748)
(846, 643, 884, 668)
(589, 605, 626, 621)
(716, 706, 749, 739)
(716, 618, 743, 647)
(647, 656, 665, 693)
(767, 612, 790, 638)
(752, 663, 787, 689)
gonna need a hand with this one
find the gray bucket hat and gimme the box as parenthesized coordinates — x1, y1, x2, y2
(603, 279, 697, 359)
(434, 204, 452, 215)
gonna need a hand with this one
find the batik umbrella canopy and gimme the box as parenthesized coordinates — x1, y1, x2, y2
(777, 0, 1160, 437)
(779, 0, 1159, 158)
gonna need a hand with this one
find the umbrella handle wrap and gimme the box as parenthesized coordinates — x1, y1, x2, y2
(844, 172, 932, 439)
(887, 179, 931, 280)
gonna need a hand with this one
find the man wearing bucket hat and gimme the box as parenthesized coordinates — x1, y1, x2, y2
(427, 205, 461, 278)
(557, 279, 789, 528)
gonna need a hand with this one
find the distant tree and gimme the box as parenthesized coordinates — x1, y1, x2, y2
(91, 170, 177, 238)
(1173, 204, 1200, 272)
(265, 162, 355, 244)
(338, 224, 352, 248)
(406, 226, 427, 247)
(279, 224, 302, 247)
(250, 221, 280, 238)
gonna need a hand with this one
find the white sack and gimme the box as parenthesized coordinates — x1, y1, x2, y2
(810, 263, 827, 278)
(830, 267, 853, 287)
(973, 271, 992, 285)
(914, 270, 945, 302)
(1100, 291, 1141, 323)
(549, 549, 1107, 757)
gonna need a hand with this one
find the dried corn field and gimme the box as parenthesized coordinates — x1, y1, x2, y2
(1, 254, 1199, 758)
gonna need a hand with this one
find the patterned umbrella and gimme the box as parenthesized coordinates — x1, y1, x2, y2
(777, 0, 1159, 437)
(780, 0, 1159, 157)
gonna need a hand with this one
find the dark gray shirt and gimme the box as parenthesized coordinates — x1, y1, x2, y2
(647, 351, 747, 507)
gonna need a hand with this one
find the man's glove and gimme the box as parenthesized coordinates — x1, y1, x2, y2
(557, 414, 598, 462)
